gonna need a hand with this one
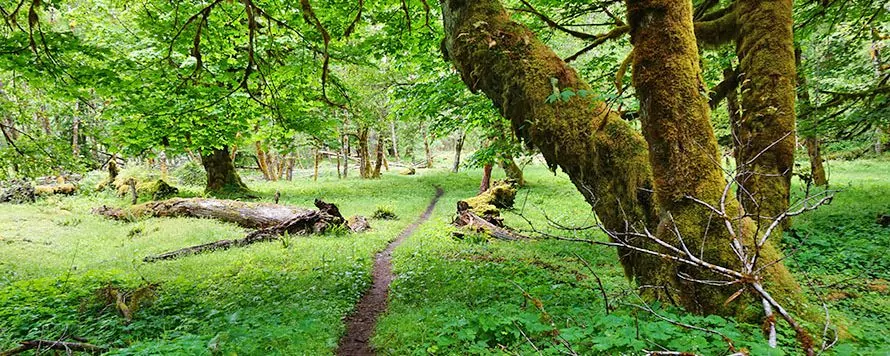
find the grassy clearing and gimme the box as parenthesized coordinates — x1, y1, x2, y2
(0, 171, 441, 354)
(1, 159, 888, 354)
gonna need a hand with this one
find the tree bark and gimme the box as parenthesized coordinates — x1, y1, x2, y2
(441, 0, 657, 285)
(479, 163, 493, 194)
(358, 127, 372, 178)
(313, 147, 320, 181)
(373, 135, 384, 178)
(500, 155, 525, 186)
(255, 141, 272, 180)
(627, 0, 801, 315)
(341, 131, 349, 178)
(423, 124, 433, 168)
(452, 130, 465, 173)
(734, 0, 797, 228)
(200, 146, 250, 195)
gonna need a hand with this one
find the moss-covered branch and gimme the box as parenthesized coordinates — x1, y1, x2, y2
(440, 0, 659, 284)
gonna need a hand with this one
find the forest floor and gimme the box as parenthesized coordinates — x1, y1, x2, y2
(0, 158, 888, 355)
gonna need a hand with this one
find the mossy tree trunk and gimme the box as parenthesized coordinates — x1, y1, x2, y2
(440, 0, 658, 286)
(201, 146, 250, 195)
(627, 0, 802, 315)
(500, 155, 525, 186)
(734, 0, 797, 227)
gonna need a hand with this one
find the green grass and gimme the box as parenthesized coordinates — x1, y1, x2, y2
(1, 159, 888, 355)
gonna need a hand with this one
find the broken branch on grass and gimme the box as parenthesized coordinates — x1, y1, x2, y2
(0, 340, 106, 356)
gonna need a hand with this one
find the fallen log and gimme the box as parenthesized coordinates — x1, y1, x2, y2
(452, 208, 529, 241)
(34, 183, 78, 196)
(0, 340, 105, 355)
(0, 180, 35, 204)
(130, 198, 368, 262)
(93, 198, 314, 229)
(452, 180, 527, 241)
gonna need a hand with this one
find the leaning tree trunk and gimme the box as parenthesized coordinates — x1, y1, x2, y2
(627, 0, 802, 316)
(201, 146, 250, 195)
(440, 0, 657, 284)
(795, 48, 828, 186)
(735, 0, 797, 228)
(452, 130, 465, 173)
(500, 155, 525, 186)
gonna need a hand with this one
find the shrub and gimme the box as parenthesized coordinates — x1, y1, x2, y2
(172, 161, 206, 187)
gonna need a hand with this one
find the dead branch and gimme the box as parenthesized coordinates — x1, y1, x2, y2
(0, 340, 105, 356)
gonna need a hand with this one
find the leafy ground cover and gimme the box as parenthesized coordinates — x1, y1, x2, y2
(1, 159, 888, 354)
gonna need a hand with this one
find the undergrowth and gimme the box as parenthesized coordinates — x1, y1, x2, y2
(0, 160, 888, 354)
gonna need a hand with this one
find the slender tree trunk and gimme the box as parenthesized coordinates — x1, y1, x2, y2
(230, 144, 238, 161)
(72, 116, 80, 158)
(452, 130, 465, 173)
(286, 156, 295, 181)
(734, 0, 797, 228)
(186, 148, 200, 164)
(500, 155, 525, 186)
(441, 0, 657, 287)
(358, 128, 371, 178)
(373, 136, 384, 178)
(313, 147, 320, 181)
(336, 151, 342, 179)
(628, 0, 801, 315)
(390, 121, 400, 162)
(255, 141, 272, 180)
(479, 163, 493, 193)
(341, 132, 349, 178)
(159, 150, 168, 177)
(201, 146, 250, 195)
(423, 124, 433, 168)
(871, 28, 888, 154)
(795, 49, 828, 186)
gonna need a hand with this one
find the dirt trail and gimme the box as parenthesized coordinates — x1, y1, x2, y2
(336, 187, 444, 356)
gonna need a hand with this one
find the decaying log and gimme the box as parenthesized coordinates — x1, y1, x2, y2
(453, 181, 528, 241)
(35, 183, 78, 196)
(0, 180, 35, 204)
(106, 198, 368, 262)
(143, 209, 344, 262)
(93, 198, 313, 229)
(0, 340, 106, 355)
(456, 180, 517, 226)
(452, 208, 529, 241)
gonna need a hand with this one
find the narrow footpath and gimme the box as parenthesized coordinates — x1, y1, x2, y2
(336, 187, 444, 356)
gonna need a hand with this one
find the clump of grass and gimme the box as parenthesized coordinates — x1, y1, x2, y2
(372, 205, 398, 220)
